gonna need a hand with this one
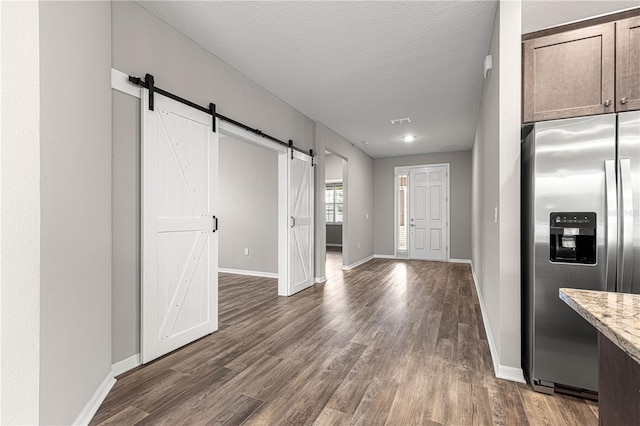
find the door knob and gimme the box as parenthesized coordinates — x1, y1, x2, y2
(410, 224, 415, 227)
(621, 98, 629, 105)
(604, 100, 612, 107)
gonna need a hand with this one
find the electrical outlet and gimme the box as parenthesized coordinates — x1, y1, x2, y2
(366, 213, 369, 219)
(357, 243, 361, 249)
(244, 248, 249, 256)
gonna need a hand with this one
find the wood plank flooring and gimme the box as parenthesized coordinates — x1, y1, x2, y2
(92, 249, 598, 425)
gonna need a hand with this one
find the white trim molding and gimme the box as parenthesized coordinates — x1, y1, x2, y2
(449, 258, 471, 264)
(326, 243, 342, 247)
(470, 262, 526, 384)
(218, 268, 279, 279)
(315, 276, 327, 283)
(112, 354, 141, 377)
(111, 68, 140, 98)
(73, 373, 116, 426)
(342, 255, 374, 271)
(374, 254, 396, 259)
(497, 365, 528, 383)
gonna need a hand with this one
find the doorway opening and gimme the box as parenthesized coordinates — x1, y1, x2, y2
(217, 122, 289, 296)
(324, 150, 347, 275)
(218, 132, 280, 329)
(218, 134, 279, 279)
(218, 120, 314, 297)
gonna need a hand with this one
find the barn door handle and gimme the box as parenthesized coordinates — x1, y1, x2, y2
(291, 216, 296, 228)
(212, 216, 218, 232)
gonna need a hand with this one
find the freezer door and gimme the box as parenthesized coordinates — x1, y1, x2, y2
(617, 111, 640, 295)
(531, 114, 616, 392)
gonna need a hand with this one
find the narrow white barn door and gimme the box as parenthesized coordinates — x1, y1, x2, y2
(409, 166, 448, 261)
(286, 150, 314, 296)
(141, 90, 218, 363)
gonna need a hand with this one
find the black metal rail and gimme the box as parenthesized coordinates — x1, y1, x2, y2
(128, 73, 314, 160)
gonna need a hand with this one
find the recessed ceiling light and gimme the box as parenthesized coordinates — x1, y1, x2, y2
(361, 141, 369, 145)
(391, 117, 411, 125)
(403, 135, 414, 142)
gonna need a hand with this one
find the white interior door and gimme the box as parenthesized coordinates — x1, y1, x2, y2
(286, 149, 314, 296)
(141, 90, 218, 364)
(409, 166, 448, 261)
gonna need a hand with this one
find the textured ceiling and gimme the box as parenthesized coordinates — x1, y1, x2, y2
(138, 1, 497, 158)
(137, 1, 638, 159)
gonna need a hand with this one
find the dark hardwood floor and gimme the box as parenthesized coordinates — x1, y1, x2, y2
(92, 248, 598, 425)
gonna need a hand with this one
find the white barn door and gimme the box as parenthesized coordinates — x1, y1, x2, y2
(409, 165, 448, 261)
(285, 150, 314, 296)
(141, 90, 218, 363)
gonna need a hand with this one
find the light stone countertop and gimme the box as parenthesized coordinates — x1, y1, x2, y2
(559, 288, 640, 365)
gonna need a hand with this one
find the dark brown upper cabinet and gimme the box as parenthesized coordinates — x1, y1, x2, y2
(523, 23, 615, 123)
(616, 16, 640, 112)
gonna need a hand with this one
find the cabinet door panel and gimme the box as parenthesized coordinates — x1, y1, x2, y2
(616, 16, 640, 112)
(523, 23, 615, 123)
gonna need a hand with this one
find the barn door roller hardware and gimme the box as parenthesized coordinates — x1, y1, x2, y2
(128, 73, 313, 158)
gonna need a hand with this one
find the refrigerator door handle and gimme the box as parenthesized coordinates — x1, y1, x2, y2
(605, 160, 618, 292)
(619, 158, 633, 293)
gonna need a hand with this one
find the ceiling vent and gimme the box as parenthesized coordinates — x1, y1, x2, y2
(390, 117, 411, 125)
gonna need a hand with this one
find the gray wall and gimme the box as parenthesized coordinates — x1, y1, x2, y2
(471, 1, 522, 375)
(112, 2, 314, 151)
(111, 1, 316, 363)
(473, 9, 501, 356)
(39, 1, 113, 424)
(315, 123, 374, 278)
(373, 151, 472, 260)
(111, 90, 140, 364)
(324, 153, 343, 181)
(219, 136, 278, 273)
(346, 146, 374, 265)
(326, 225, 343, 245)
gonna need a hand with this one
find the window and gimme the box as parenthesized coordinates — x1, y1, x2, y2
(397, 175, 408, 252)
(325, 183, 343, 223)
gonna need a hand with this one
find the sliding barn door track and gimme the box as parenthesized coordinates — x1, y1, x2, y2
(128, 73, 314, 162)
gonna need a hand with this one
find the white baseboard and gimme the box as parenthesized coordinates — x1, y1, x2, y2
(315, 276, 327, 283)
(373, 255, 471, 264)
(112, 353, 141, 377)
(470, 262, 526, 384)
(326, 244, 342, 247)
(497, 365, 527, 383)
(218, 268, 278, 279)
(73, 372, 116, 426)
(342, 255, 374, 270)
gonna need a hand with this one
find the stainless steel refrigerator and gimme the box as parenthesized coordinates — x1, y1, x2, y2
(522, 111, 640, 395)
